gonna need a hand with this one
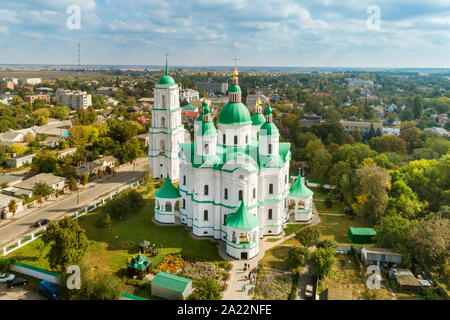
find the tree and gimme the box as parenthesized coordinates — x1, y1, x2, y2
(311, 247, 336, 279)
(375, 214, 413, 250)
(73, 108, 97, 125)
(32, 108, 50, 125)
(80, 173, 89, 187)
(188, 277, 222, 300)
(8, 200, 17, 219)
(399, 124, 423, 153)
(41, 217, 88, 273)
(103, 213, 113, 228)
(354, 163, 391, 222)
(102, 189, 144, 221)
(8, 143, 28, 156)
(69, 125, 99, 146)
(316, 239, 337, 250)
(50, 105, 70, 120)
(108, 119, 142, 143)
(61, 267, 124, 300)
(115, 138, 143, 163)
(97, 169, 103, 180)
(295, 228, 320, 247)
(68, 177, 77, 191)
(375, 135, 407, 154)
(33, 182, 54, 197)
(287, 246, 310, 270)
(409, 215, 449, 273)
(31, 151, 59, 174)
(412, 95, 424, 119)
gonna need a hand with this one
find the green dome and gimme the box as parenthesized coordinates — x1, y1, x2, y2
(229, 84, 242, 94)
(264, 104, 273, 116)
(218, 102, 251, 125)
(155, 175, 180, 199)
(259, 121, 279, 136)
(289, 173, 314, 198)
(197, 121, 217, 137)
(158, 75, 176, 85)
(226, 201, 259, 230)
(251, 113, 265, 126)
(196, 112, 204, 123)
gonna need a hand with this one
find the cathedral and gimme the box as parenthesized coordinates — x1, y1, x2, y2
(149, 59, 314, 260)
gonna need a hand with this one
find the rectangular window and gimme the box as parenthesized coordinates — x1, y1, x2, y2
(204, 210, 208, 221)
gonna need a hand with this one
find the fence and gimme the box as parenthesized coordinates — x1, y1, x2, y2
(2, 179, 143, 257)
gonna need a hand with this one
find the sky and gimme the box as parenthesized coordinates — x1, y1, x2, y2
(0, 0, 449, 68)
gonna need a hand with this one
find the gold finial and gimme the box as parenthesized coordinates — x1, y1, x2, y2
(232, 56, 239, 79)
(256, 96, 261, 109)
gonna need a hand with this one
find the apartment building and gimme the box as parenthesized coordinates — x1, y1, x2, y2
(340, 120, 382, 134)
(56, 89, 92, 109)
(24, 94, 51, 105)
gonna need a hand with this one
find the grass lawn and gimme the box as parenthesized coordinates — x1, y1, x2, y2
(259, 246, 292, 271)
(6, 187, 222, 278)
(283, 215, 374, 246)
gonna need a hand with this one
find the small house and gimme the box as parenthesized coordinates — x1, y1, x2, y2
(361, 247, 402, 267)
(151, 272, 192, 300)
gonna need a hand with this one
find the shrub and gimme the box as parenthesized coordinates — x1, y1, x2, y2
(324, 196, 333, 208)
(288, 272, 300, 300)
(102, 189, 144, 221)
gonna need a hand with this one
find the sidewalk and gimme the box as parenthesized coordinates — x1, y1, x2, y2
(221, 205, 321, 300)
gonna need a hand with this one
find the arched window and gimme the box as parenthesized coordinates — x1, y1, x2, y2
(160, 140, 165, 153)
(183, 175, 186, 185)
(285, 175, 287, 184)
(223, 134, 226, 144)
(161, 116, 166, 127)
(165, 202, 172, 211)
(245, 135, 248, 144)
(268, 209, 273, 220)
(203, 210, 208, 221)
(239, 190, 243, 201)
(205, 144, 209, 154)
(161, 95, 166, 108)
(234, 135, 238, 145)
(253, 188, 256, 199)
(204, 185, 209, 196)
(269, 183, 274, 194)
(224, 188, 228, 200)
(298, 200, 305, 209)
(232, 231, 236, 243)
(268, 144, 272, 154)
(182, 198, 186, 209)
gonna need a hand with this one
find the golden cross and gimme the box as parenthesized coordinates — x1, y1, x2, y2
(232, 56, 239, 71)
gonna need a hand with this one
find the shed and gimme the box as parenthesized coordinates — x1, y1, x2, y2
(348, 227, 376, 244)
(392, 269, 420, 293)
(361, 247, 402, 267)
(322, 286, 353, 300)
(151, 272, 192, 300)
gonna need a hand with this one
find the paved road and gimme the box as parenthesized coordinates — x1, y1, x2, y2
(0, 158, 148, 247)
(297, 264, 314, 300)
(0, 283, 45, 300)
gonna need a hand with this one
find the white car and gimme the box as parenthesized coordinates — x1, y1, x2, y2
(0, 273, 15, 283)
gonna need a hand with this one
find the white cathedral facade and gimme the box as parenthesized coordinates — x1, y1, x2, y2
(149, 61, 314, 260)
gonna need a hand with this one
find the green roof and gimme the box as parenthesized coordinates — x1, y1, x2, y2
(251, 113, 265, 126)
(179, 141, 291, 171)
(289, 173, 314, 198)
(259, 121, 279, 136)
(182, 104, 198, 111)
(155, 175, 180, 199)
(348, 227, 377, 236)
(229, 84, 242, 94)
(196, 112, 204, 123)
(226, 201, 260, 230)
(152, 272, 192, 292)
(127, 253, 152, 271)
(218, 102, 251, 125)
(265, 104, 273, 116)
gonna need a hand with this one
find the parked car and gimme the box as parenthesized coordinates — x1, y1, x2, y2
(38, 280, 59, 300)
(33, 219, 49, 228)
(0, 273, 15, 283)
(7, 277, 28, 288)
(305, 284, 314, 299)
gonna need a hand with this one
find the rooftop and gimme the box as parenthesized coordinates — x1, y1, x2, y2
(151, 272, 191, 292)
